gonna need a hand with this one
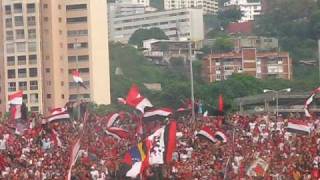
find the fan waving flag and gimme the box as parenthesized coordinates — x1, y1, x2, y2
(10, 105, 22, 120)
(67, 138, 81, 180)
(118, 84, 153, 113)
(8, 90, 23, 105)
(286, 120, 312, 135)
(304, 86, 320, 117)
(72, 70, 87, 89)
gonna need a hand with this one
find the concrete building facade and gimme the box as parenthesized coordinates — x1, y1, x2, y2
(109, 8, 204, 44)
(0, 0, 110, 115)
(164, 0, 218, 14)
(202, 48, 292, 82)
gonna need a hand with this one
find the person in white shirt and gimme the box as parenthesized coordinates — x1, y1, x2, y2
(0, 136, 6, 150)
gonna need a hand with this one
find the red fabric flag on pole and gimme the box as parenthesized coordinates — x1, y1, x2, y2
(218, 94, 224, 112)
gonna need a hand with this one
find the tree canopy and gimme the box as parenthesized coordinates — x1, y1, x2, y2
(128, 28, 169, 47)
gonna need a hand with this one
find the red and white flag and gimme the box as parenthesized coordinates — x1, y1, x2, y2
(214, 131, 227, 143)
(51, 129, 63, 147)
(105, 127, 130, 140)
(67, 138, 81, 180)
(44, 107, 70, 124)
(195, 126, 216, 143)
(143, 108, 173, 118)
(304, 86, 320, 117)
(72, 70, 87, 89)
(10, 105, 21, 120)
(287, 120, 312, 135)
(145, 121, 177, 165)
(118, 84, 153, 113)
(247, 158, 269, 177)
(8, 90, 23, 105)
(106, 113, 120, 128)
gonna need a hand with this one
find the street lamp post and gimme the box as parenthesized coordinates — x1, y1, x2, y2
(263, 88, 291, 117)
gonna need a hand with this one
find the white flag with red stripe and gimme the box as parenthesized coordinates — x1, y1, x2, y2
(304, 86, 320, 117)
(105, 127, 130, 140)
(72, 70, 87, 89)
(8, 90, 23, 105)
(44, 107, 70, 124)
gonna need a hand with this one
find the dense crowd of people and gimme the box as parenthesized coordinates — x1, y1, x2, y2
(1, 105, 320, 179)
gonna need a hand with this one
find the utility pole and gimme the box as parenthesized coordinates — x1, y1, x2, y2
(318, 40, 320, 81)
(189, 41, 195, 122)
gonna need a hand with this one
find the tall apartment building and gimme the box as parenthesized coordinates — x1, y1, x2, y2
(0, 0, 110, 115)
(224, 0, 261, 22)
(202, 48, 292, 82)
(109, 8, 204, 43)
(117, 0, 150, 7)
(164, 0, 218, 14)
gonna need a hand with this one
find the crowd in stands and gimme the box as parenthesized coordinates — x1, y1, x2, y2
(1, 105, 320, 179)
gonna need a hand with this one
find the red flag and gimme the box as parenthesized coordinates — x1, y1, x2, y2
(119, 84, 153, 113)
(218, 95, 224, 112)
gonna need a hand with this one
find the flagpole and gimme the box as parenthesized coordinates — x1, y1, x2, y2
(75, 38, 81, 121)
(189, 41, 195, 122)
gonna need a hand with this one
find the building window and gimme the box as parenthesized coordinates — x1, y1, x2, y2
(30, 80, 38, 90)
(28, 29, 36, 39)
(67, 30, 88, 37)
(6, 43, 15, 53)
(61, 94, 65, 99)
(6, 31, 14, 41)
(30, 93, 39, 103)
(68, 42, 88, 49)
(7, 56, 15, 66)
(47, 81, 51, 86)
(61, 81, 64, 86)
(5, 18, 13, 28)
(14, 16, 24, 26)
(16, 29, 25, 39)
(18, 69, 27, 78)
(29, 55, 37, 64)
(8, 69, 16, 79)
(47, 94, 51, 99)
(18, 56, 27, 65)
(58, 17, 62, 23)
(44, 17, 49, 22)
(66, 4, 87, 11)
(27, 16, 36, 26)
(78, 55, 89, 61)
(43, 4, 48, 9)
(66, 17, 87, 24)
(5, 5, 11, 15)
(16, 42, 26, 52)
(29, 68, 37, 77)
(27, 3, 35, 13)
(19, 81, 27, 90)
(28, 42, 37, 52)
(45, 68, 50, 73)
(8, 82, 16, 92)
(58, 4, 62, 9)
(79, 68, 89, 73)
(68, 56, 76, 62)
(30, 106, 39, 112)
(13, 3, 23, 13)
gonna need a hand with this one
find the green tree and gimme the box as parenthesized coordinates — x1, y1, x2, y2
(128, 28, 169, 47)
(217, 8, 243, 28)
